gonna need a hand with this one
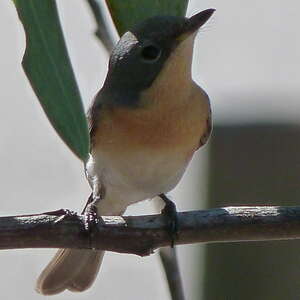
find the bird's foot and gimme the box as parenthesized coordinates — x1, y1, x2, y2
(84, 196, 103, 249)
(160, 194, 179, 247)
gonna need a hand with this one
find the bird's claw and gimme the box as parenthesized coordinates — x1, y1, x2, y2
(83, 197, 104, 250)
(84, 203, 100, 231)
(160, 194, 179, 247)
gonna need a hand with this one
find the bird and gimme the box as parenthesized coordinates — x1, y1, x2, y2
(36, 8, 214, 295)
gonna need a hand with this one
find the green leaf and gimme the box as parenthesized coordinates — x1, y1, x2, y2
(106, 0, 188, 35)
(13, 0, 89, 162)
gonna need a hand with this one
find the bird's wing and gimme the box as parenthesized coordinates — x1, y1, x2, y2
(87, 96, 102, 150)
(191, 82, 212, 151)
(197, 111, 212, 150)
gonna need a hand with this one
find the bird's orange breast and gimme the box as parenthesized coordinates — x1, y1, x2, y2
(92, 83, 210, 162)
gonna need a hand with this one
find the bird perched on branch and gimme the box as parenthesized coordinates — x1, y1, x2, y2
(36, 8, 215, 295)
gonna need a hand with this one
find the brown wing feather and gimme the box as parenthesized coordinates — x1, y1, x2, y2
(87, 95, 103, 150)
(197, 113, 212, 150)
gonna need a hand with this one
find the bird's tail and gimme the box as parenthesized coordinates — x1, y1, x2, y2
(36, 190, 126, 295)
(36, 248, 104, 295)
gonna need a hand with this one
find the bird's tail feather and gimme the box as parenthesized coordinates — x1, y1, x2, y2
(36, 248, 104, 295)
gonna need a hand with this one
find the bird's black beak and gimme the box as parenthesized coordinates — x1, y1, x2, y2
(177, 9, 215, 41)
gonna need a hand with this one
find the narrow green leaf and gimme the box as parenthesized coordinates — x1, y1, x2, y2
(13, 0, 89, 162)
(106, 0, 188, 35)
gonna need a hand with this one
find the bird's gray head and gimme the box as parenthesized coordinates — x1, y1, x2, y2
(102, 9, 215, 107)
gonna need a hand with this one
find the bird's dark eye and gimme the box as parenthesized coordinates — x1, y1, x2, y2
(141, 45, 161, 62)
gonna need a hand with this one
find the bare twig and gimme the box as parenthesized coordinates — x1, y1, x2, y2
(159, 247, 185, 300)
(1, 206, 300, 254)
(154, 196, 185, 300)
(86, 0, 115, 52)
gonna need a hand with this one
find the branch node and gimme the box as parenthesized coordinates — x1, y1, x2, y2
(49, 209, 78, 224)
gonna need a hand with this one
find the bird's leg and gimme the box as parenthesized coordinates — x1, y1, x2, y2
(159, 194, 179, 247)
(83, 177, 103, 223)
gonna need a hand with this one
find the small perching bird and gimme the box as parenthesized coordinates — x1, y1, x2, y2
(36, 8, 215, 295)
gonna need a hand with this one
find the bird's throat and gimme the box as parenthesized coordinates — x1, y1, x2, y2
(141, 34, 195, 110)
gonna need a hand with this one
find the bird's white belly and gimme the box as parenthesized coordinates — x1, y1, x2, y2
(86, 148, 192, 213)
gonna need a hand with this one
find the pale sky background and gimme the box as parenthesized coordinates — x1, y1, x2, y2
(0, 1, 299, 300)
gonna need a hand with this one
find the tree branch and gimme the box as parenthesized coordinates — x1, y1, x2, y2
(1, 206, 300, 255)
(86, 0, 115, 52)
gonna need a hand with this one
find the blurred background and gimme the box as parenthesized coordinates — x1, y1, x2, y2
(0, 1, 300, 299)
